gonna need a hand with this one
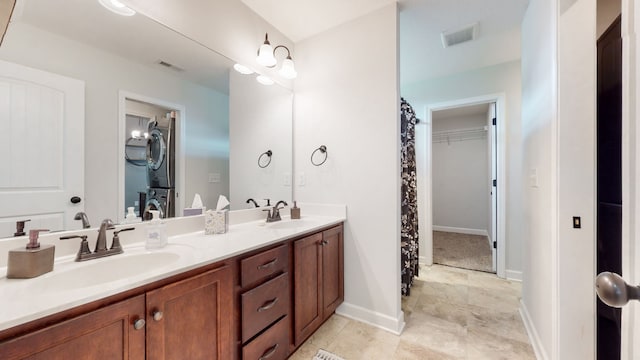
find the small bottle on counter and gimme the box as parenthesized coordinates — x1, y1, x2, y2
(146, 210, 167, 250)
(291, 201, 301, 219)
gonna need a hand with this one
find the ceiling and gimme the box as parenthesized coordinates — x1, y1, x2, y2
(12, 0, 233, 93)
(433, 103, 490, 121)
(241, 0, 528, 85)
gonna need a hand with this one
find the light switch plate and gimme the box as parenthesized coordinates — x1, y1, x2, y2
(208, 173, 221, 183)
(284, 172, 291, 186)
(297, 172, 305, 187)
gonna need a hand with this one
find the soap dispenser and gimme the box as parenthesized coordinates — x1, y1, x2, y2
(146, 210, 167, 250)
(291, 201, 301, 219)
(7, 229, 55, 279)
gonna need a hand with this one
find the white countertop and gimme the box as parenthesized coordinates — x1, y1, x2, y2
(0, 209, 345, 333)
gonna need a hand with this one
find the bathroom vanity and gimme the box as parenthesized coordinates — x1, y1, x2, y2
(0, 209, 345, 360)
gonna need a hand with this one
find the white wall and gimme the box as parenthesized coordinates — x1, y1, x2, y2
(520, 0, 558, 358)
(293, 4, 403, 333)
(432, 114, 489, 232)
(229, 71, 293, 210)
(557, 0, 597, 359)
(0, 22, 229, 221)
(402, 60, 522, 274)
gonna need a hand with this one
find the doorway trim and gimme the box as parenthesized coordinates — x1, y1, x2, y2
(117, 90, 187, 223)
(422, 93, 506, 278)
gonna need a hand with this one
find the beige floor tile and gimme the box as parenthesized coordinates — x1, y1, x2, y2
(393, 339, 464, 360)
(291, 265, 535, 360)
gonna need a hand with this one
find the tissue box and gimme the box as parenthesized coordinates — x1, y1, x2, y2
(183, 207, 204, 216)
(205, 210, 228, 235)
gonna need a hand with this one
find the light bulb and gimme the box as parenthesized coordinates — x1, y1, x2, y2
(257, 44, 276, 67)
(278, 57, 297, 79)
(256, 75, 274, 85)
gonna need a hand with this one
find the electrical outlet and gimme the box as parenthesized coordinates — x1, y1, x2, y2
(297, 172, 305, 187)
(208, 173, 221, 183)
(529, 168, 538, 188)
(283, 173, 291, 186)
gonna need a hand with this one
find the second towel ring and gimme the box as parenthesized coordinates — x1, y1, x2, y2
(311, 145, 328, 166)
(258, 150, 273, 168)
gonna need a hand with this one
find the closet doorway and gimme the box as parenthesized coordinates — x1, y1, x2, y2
(424, 95, 505, 276)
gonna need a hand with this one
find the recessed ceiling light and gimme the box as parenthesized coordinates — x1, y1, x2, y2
(256, 75, 274, 85)
(98, 0, 136, 17)
(233, 64, 254, 75)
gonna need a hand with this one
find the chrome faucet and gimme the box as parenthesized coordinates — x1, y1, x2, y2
(263, 201, 288, 223)
(74, 212, 91, 229)
(60, 219, 134, 262)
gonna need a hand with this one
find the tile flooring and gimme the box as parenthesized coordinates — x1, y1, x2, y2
(289, 264, 536, 360)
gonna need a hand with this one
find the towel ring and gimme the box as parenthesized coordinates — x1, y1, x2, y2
(258, 150, 273, 168)
(311, 145, 328, 166)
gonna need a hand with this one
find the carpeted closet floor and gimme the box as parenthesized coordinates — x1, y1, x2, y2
(433, 231, 493, 272)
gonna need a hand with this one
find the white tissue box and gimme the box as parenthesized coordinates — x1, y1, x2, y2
(205, 210, 228, 235)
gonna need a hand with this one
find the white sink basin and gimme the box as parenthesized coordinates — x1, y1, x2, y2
(35, 251, 180, 292)
(267, 219, 321, 230)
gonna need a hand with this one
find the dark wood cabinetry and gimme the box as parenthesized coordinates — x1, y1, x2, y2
(0, 295, 146, 360)
(0, 223, 344, 360)
(293, 225, 344, 347)
(146, 266, 232, 360)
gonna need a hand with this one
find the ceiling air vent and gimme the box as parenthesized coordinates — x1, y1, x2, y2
(156, 60, 185, 72)
(441, 23, 479, 48)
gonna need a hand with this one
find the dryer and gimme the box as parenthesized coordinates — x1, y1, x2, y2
(146, 114, 175, 188)
(144, 187, 174, 219)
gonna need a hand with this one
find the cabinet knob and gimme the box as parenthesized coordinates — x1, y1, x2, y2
(152, 310, 163, 321)
(319, 240, 328, 246)
(133, 318, 146, 330)
(259, 343, 279, 360)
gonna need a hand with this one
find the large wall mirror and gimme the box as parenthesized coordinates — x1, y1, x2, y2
(0, 0, 292, 236)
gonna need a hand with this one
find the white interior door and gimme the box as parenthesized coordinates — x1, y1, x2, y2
(0, 59, 84, 236)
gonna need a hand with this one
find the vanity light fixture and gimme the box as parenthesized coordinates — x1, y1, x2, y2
(256, 75, 274, 86)
(98, 0, 136, 16)
(256, 33, 297, 79)
(233, 63, 254, 75)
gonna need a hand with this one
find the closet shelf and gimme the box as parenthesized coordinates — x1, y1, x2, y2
(432, 126, 487, 144)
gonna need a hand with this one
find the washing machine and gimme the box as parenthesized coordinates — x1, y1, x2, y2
(146, 114, 175, 188)
(144, 188, 175, 219)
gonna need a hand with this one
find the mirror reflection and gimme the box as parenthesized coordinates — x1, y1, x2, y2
(0, 0, 292, 237)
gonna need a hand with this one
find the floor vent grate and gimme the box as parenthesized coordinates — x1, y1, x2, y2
(313, 349, 345, 360)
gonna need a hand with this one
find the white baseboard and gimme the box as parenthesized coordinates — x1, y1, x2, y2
(335, 302, 405, 335)
(433, 225, 489, 237)
(505, 269, 523, 281)
(520, 300, 549, 360)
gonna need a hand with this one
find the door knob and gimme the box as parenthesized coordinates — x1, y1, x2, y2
(595, 272, 640, 307)
(70, 196, 82, 204)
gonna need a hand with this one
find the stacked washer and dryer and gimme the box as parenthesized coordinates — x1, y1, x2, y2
(144, 112, 176, 219)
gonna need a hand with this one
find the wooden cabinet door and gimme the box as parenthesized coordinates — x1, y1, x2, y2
(322, 226, 344, 317)
(146, 266, 233, 360)
(0, 295, 146, 360)
(293, 233, 323, 346)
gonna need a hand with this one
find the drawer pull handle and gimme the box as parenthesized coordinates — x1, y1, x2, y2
(259, 343, 279, 360)
(257, 298, 279, 312)
(257, 258, 278, 270)
(133, 318, 146, 330)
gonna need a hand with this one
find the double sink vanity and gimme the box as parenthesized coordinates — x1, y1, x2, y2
(0, 204, 346, 359)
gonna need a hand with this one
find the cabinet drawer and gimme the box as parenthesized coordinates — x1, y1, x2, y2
(242, 272, 290, 343)
(241, 244, 288, 288)
(242, 315, 290, 360)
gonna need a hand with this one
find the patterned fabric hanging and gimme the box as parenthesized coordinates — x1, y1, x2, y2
(400, 98, 419, 296)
